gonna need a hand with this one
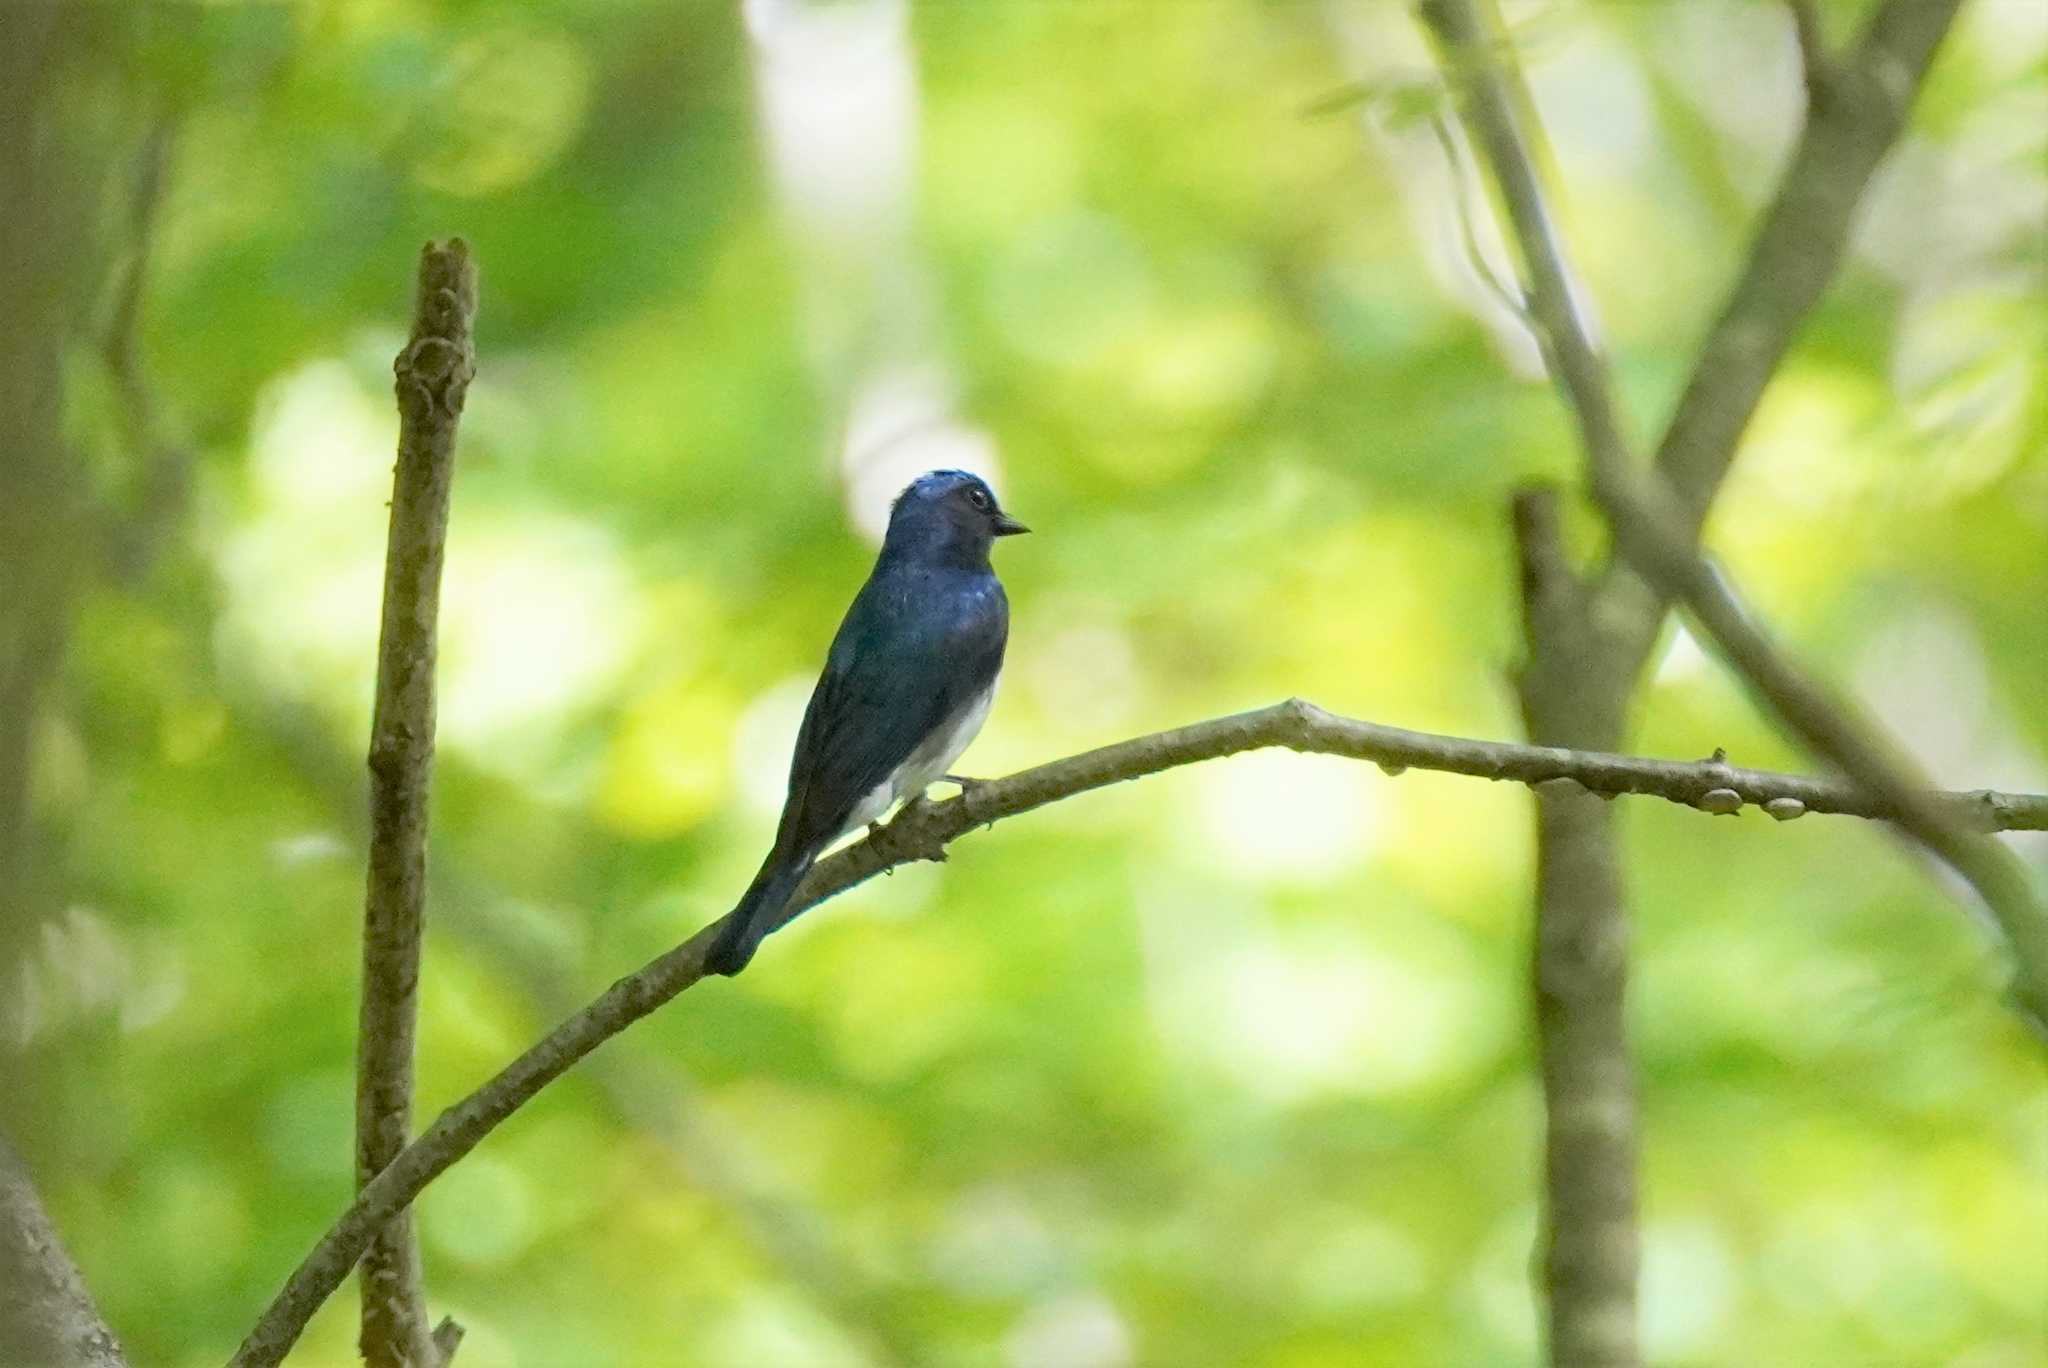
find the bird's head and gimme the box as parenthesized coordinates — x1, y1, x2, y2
(883, 469, 1029, 565)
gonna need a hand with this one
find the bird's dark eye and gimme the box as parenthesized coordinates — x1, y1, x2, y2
(966, 487, 992, 511)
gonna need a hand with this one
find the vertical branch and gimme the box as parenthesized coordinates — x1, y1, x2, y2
(1425, 0, 2045, 1017)
(356, 239, 476, 1368)
(0, 20, 154, 1361)
(1511, 486, 1643, 1368)
(1421, 0, 1989, 1354)
(0, 0, 83, 947)
(1419, 0, 1645, 1358)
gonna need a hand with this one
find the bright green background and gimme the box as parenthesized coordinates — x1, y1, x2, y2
(13, 1, 2047, 1364)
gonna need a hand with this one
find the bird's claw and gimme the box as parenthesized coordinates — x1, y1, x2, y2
(940, 774, 988, 797)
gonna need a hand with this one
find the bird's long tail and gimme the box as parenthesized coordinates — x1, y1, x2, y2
(702, 846, 815, 977)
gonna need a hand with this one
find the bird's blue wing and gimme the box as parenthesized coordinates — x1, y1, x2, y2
(775, 567, 1007, 856)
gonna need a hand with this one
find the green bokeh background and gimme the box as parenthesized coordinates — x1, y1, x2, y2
(9, 1, 2047, 1364)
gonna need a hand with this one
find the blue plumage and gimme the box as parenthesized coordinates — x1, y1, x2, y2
(704, 470, 1028, 976)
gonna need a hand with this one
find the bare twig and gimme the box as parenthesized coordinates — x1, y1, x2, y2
(228, 697, 2048, 1366)
(1601, 518, 2048, 1033)
(1421, 0, 2046, 1027)
(1427, 108, 1533, 328)
(100, 116, 195, 586)
(235, 688, 933, 1365)
(1420, 0, 1982, 1361)
(1786, 0, 1835, 103)
(455, 908, 930, 1368)
(355, 239, 477, 1368)
(1419, 0, 1630, 477)
(1642, 0, 1968, 539)
(1506, 485, 1641, 1368)
(1418, 2, 1644, 1357)
(0, 1136, 127, 1368)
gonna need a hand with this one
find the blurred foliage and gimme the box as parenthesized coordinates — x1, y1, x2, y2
(6, 1, 2047, 1365)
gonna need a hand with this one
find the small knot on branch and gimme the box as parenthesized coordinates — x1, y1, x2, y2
(411, 238, 477, 330)
(1697, 788, 1743, 816)
(431, 1315, 465, 1365)
(876, 799, 953, 865)
(1276, 696, 1320, 748)
(1969, 790, 2017, 833)
(395, 239, 478, 422)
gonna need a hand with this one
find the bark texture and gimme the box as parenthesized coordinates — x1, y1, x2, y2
(229, 696, 2048, 1367)
(1420, 0, 1977, 1361)
(355, 239, 477, 1368)
(1513, 492, 1641, 1368)
(0, 1137, 128, 1368)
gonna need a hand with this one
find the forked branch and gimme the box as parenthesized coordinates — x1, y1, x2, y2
(1418, 0, 2048, 1032)
(230, 698, 2048, 1366)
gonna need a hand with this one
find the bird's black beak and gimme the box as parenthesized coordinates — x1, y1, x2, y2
(991, 511, 1030, 536)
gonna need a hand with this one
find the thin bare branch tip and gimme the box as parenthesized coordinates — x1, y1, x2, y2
(1787, 0, 1836, 104)
(431, 1315, 464, 1363)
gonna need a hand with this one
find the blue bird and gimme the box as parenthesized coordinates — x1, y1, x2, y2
(704, 469, 1029, 976)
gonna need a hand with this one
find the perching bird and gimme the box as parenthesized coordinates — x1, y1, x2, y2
(703, 469, 1029, 976)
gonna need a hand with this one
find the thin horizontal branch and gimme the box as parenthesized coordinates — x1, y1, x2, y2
(228, 697, 2048, 1366)
(783, 700, 2048, 930)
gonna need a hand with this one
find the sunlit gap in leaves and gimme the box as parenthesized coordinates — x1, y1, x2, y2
(218, 356, 643, 783)
(1004, 1292, 1133, 1368)
(732, 676, 815, 822)
(744, 0, 1009, 529)
(1857, 607, 2048, 867)
(1181, 749, 1382, 885)
(1327, 1, 1538, 377)
(841, 367, 1006, 544)
(1135, 873, 1507, 1106)
(4, 906, 178, 1047)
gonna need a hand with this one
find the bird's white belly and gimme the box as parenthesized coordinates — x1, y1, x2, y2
(844, 685, 995, 835)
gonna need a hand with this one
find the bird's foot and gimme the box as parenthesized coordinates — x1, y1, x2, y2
(869, 805, 949, 864)
(886, 794, 950, 863)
